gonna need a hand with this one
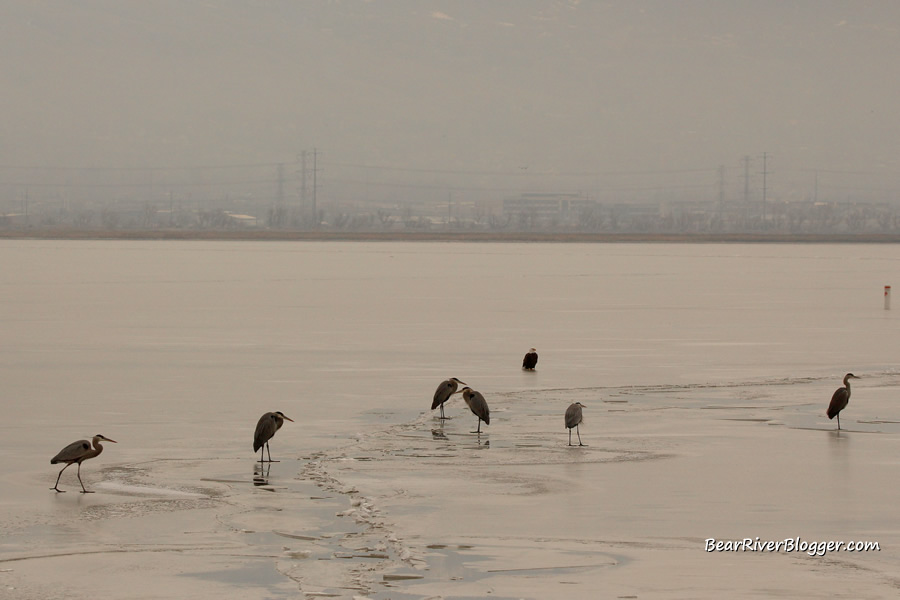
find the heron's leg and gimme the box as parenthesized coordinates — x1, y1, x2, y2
(77, 463, 94, 494)
(837, 413, 841, 430)
(476, 418, 482, 434)
(267, 442, 280, 463)
(51, 463, 72, 492)
(568, 428, 572, 446)
(440, 403, 446, 419)
(577, 425, 584, 447)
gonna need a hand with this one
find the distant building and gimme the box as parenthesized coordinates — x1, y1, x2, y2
(225, 212, 259, 227)
(502, 193, 595, 224)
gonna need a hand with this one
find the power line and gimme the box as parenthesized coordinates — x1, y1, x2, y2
(0, 178, 277, 188)
(0, 162, 282, 172)
(320, 176, 714, 194)
(793, 167, 900, 177)
(3, 161, 897, 179)
(321, 161, 718, 177)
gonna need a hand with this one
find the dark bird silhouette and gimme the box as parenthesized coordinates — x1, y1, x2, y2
(565, 402, 586, 446)
(460, 387, 490, 433)
(51, 434, 117, 493)
(431, 377, 466, 419)
(254, 411, 294, 462)
(827, 373, 860, 430)
(522, 348, 538, 371)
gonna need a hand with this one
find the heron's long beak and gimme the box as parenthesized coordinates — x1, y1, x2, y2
(106, 438, 118, 443)
(282, 416, 295, 422)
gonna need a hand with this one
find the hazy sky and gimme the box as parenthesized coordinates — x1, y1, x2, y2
(3, 1, 899, 202)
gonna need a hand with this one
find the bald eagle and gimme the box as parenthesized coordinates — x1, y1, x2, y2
(522, 348, 538, 371)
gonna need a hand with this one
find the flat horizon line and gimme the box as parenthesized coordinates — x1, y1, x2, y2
(3, 229, 900, 243)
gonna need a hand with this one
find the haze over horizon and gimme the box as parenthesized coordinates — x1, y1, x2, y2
(3, 1, 900, 205)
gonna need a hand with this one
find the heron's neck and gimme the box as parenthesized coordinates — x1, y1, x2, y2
(844, 377, 852, 393)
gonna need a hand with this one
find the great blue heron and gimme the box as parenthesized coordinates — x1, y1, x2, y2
(522, 348, 538, 371)
(254, 411, 294, 462)
(460, 387, 490, 433)
(565, 402, 586, 446)
(432, 378, 466, 419)
(827, 373, 860, 430)
(50, 434, 117, 493)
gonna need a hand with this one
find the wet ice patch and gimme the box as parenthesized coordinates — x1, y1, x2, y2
(94, 481, 207, 498)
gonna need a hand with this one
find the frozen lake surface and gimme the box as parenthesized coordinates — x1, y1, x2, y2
(1, 241, 898, 598)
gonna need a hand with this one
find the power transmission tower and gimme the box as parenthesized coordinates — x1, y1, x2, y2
(760, 152, 769, 222)
(447, 189, 453, 227)
(296, 148, 320, 228)
(312, 148, 318, 229)
(717, 165, 726, 208)
(276, 163, 285, 206)
(742, 155, 751, 205)
(814, 169, 818, 203)
(299, 150, 307, 210)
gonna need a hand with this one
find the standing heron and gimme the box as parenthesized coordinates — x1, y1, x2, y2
(432, 377, 465, 419)
(50, 434, 117, 493)
(254, 411, 294, 463)
(522, 348, 538, 371)
(827, 373, 860, 430)
(565, 402, 586, 446)
(460, 387, 490, 433)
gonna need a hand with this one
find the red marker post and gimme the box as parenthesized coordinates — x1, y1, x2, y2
(886, 285, 891, 310)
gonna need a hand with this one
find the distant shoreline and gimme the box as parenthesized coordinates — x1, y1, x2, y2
(2, 229, 900, 243)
